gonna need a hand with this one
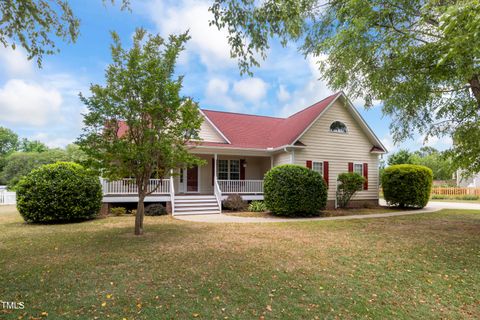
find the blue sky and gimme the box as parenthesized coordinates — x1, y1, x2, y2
(0, 0, 452, 154)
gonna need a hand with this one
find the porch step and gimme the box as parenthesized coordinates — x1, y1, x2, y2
(173, 194, 220, 215)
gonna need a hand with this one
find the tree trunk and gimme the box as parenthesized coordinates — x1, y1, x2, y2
(135, 192, 146, 235)
(469, 75, 480, 108)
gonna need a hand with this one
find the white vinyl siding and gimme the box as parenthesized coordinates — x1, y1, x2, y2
(198, 118, 227, 143)
(294, 100, 380, 201)
(272, 152, 292, 166)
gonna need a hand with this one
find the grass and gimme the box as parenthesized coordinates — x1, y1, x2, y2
(226, 206, 407, 218)
(1, 205, 479, 319)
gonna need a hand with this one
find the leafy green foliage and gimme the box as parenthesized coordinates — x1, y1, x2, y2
(210, 0, 480, 174)
(382, 164, 433, 208)
(336, 173, 365, 208)
(16, 162, 102, 223)
(0, 146, 87, 189)
(110, 207, 127, 216)
(388, 149, 414, 166)
(144, 203, 167, 216)
(19, 139, 48, 152)
(0, 0, 129, 66)
(248, 201, 267, 212)
(387, 147, 454, 180)
(223, 194, 248, 211)
(264, 164, 327, 216)
(78, 28, 204, 235)
(0, 127, 19, 156)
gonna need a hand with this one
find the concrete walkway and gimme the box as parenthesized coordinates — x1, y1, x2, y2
(174, 200, 480, 224)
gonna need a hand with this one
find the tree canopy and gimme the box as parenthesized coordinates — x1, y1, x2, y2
(0, 0, 129, 66)
(210, 0, 480, 174)
(387, 147, 454, 180)
(78, 28, 204, 235)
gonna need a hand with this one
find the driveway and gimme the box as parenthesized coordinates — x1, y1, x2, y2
(175, 200, 480, 223)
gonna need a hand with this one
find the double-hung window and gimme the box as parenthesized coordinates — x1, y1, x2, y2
(354, 163, 363, 176)
(312, 161, 323, 177)
(218, 159, 240, 180)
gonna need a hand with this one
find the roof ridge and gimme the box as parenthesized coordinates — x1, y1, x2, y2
(286, 92, 340, 119)
(201, 109, 285, 120)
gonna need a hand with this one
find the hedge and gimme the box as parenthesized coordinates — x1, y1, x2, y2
(264, 164, 327, 216)
(381, 164, 433, 208)
(16, 162, 102, 222)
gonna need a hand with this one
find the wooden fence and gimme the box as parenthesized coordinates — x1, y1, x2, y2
(431, 187, 480, 196)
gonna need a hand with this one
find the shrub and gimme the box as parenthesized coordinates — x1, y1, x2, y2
(336, 172, 365, 208)
(248, 201, 267, 212)
(431, 194, 447, 200)
(381, 164, 433, 208)
(145, 203, 167, 216)
(264, 164, 327, 216)
(16, 162, 102, 223)
(110, 207, 126, 216)
(223, 194, 248, 211)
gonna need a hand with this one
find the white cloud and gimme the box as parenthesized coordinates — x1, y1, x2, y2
(277, 85, 291, 102)
(143, 0, 233, 70)
(0, 46, 33, 77)
(31, 132, 73, 148)
(233, 78, 268, 102)
(204, 78, 241, 111)
(0, 79, 62, 126)
(277, 55, 333, 117)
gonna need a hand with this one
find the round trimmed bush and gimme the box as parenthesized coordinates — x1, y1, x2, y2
(381, 164, 433, 208)
(16, 162, 102, 223)
(264, 164, 327, 216)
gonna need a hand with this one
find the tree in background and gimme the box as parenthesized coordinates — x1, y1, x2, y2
(0, 0, 129, 66)
(387, 147, 453, 180)
(0, 127, 19, 156)
(387, 149, 414, 166)
(0, 145, 87, 189)
(19, 139, 48, 153)
(78, 29, 204, 235)
(210, 0, 480, 174)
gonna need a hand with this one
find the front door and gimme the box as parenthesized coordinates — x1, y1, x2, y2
(187, 166, 199, 192)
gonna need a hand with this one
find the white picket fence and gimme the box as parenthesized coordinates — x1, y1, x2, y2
(0, 191, 16, 205)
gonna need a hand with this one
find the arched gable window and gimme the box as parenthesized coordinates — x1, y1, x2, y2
(329, 121, 348, 133)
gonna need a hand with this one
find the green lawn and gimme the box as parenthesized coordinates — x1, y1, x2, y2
(1, 206, 479, 319)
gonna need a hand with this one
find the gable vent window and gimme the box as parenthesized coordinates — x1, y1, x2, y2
(330, 121, 348, 133)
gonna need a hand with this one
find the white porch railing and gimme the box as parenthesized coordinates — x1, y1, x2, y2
(0, 191, 16, 205)
(101, 178, 170, 195)
(218, 180, 264, 194)
(214, 178, 222, 208)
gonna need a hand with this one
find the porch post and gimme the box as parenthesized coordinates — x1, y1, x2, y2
(270, 155, 273, 169)
(214, 153, 218, 181)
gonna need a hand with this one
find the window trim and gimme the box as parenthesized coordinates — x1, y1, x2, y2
(329, 120, 348, 134)
(217, 159, 241, 180)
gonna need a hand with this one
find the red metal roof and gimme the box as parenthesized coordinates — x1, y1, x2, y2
(202, 93, 340, 149)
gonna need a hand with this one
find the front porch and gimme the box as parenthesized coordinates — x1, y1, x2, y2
(101, 154, 270, 214)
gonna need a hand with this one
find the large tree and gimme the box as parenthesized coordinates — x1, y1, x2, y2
(210, 0, 480, 174)
(0, 0, 129, 66)
(78, 29, 204, 235)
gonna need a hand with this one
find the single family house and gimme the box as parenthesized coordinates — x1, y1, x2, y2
(101, 92, 387, 215)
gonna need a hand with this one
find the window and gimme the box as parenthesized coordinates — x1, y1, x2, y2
(312, 161, 323, 177)
(330, 121, 348, 133)
(354, 163, 363, 176)
(218, 160, 229, 180)
(229, 160, 240, 180)
(180, 168, 184, 183)
(217, 159, 240, 180)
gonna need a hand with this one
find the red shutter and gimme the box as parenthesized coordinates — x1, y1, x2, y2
(306, 160, 312, 169)
(348, 162, 354, 172)
(323, 161, 329, 187)
(240, 159, 246, 180)
(212, 158, 215, 185)
(363, 163, 368, 190)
